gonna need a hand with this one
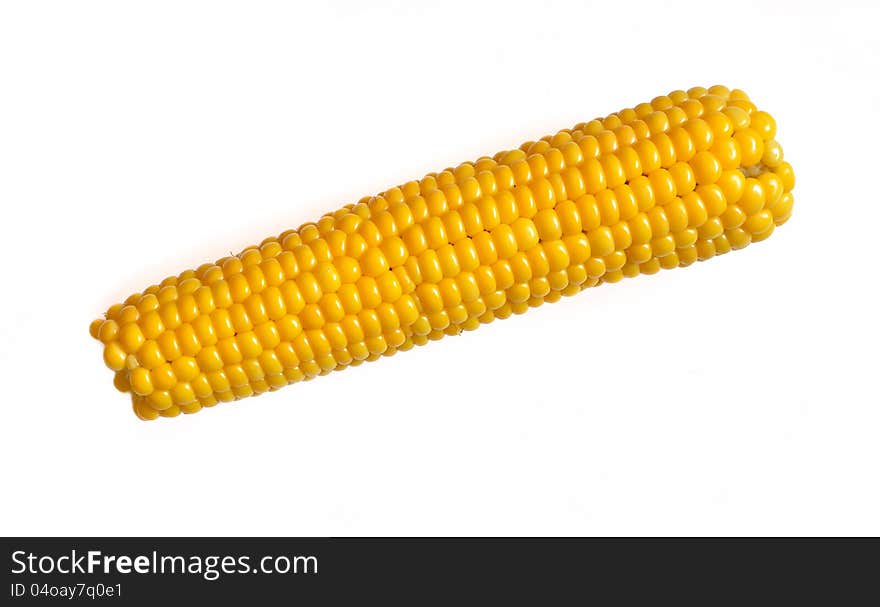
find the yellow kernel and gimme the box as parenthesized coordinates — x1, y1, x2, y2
(587, 226, 615, 257)
(691, 151, 722, 185)
(739, 178, 767, 215)
(733, 128, 764, 166)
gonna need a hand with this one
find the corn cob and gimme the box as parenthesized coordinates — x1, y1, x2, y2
(90, 85, 795, 421)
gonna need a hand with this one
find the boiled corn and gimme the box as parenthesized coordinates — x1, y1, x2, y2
(90, 85, 795, 420)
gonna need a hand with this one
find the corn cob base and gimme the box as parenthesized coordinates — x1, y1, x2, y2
(90, 85, 795, 420)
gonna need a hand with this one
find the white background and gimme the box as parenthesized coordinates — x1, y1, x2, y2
(1, 0, 878, 536)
